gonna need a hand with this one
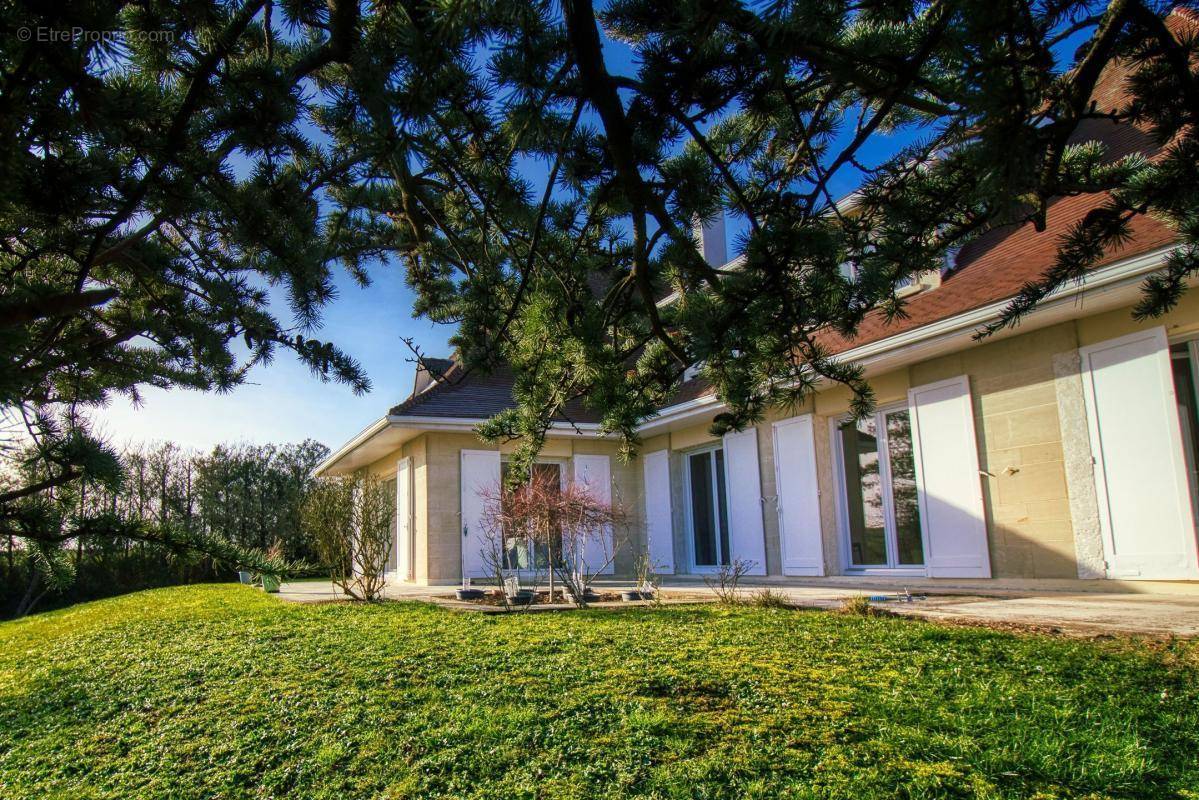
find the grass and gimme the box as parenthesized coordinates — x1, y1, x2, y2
(1, 586, 1197, 799)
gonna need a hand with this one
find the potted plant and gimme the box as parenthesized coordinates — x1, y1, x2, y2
(456, 577, 485, 601)
(622, 554, 659, 601)
(567, 581, 600, 604)
(509, 588, 536, 606)
(502, 575, 536, 605)
(260, 540, 285, 593)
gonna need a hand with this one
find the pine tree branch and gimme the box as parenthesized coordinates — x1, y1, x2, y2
(0, 289, 118, 327)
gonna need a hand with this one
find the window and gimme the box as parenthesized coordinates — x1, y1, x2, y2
(383, 475, 398, 575)
(499, 461, 563, 571)
(686, 447, 731, 568)
(836, 407, 924, 569)
(1170, 340, 1199, 528)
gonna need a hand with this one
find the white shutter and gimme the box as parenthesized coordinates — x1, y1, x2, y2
(396, 457, 413, 581)
(642, 449, 675, 574)
(722, 428, 767, 575)
(460, 450, 500, 579)
(573, 454, 615, 575)
(772, 415, 824, 576)
(907, 376, 991, 578)
(1080, 328, 1199, 578)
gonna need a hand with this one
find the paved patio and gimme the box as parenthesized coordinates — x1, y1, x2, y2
(273, 577, 1199, 637)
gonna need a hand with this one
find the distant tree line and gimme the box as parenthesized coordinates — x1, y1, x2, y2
(1, 439, 328, 618)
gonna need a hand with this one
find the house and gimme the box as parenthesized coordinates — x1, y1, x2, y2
(316, 11, 1199, 586)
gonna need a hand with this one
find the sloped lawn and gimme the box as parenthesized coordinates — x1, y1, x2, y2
(1, 585, 1196, 799)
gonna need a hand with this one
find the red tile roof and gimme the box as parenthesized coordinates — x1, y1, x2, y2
(813, 9, 1192, 356)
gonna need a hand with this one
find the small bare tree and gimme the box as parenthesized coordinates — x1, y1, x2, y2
(479, 470, 627, 609)
(477, 522, 516, 612)
(351, 474, 394, 601)
(303, 473, 393, 601)
(555, 482, 629, 608)
(633, 552, 664, 603)
(703, 559, 755, 605)
(303, 477, 353, 592)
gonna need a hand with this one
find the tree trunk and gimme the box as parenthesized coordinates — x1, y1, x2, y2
(547, 535, 555, 603)
(15, 568, 46, 618)
(76, 480, 86, 566)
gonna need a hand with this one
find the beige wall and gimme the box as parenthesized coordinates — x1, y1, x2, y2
(828, 298, 1199, 579)
(363, 431, 643, 585)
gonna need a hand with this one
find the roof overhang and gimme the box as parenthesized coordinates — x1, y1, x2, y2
(637, 244, 1180, 435)
(315, 416, 604, 476)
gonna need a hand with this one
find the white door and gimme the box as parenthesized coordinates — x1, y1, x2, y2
(1080, 328, 1199, 578)
(773, 415, 824, 576)
(396, 458, 413, 581)
(573, 454, 615, 575)
(908, 375, 991, 578)
(460, 450, 500, 579)
(643, 450, 675, 574)
(722, 428, 767, 575)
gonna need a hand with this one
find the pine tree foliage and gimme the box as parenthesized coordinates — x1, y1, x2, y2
(2, 0, 1197, 502)
(325, 0, 1198, 475)
(0, 1, 381, 557)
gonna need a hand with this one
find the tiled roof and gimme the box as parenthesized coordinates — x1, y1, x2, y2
(389, 361, 602, 424)
(814, 23, 1186, 355)
(652, 12, 1192, 411)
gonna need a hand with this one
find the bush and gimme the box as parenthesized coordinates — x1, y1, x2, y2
(751, 588, 792, 609)
(303, 474, 393, 601)
(703, 559, 755, 604)
(841, 595, 878, 617)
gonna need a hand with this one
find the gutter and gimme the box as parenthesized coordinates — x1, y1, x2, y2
(315, 415, 604, 476)
(314, 416, 391, 476)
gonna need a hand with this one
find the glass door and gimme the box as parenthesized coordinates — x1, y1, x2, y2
(836, 406, 924, 570)
(1170, 340, 1199, 529)
(686, 447, 731, 569)
(499, 461, 563, 571)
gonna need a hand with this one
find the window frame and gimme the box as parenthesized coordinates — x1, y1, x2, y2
(829, 403, 928, 575)
(497, 457, 567, 574)
(681, 443, 731, 573)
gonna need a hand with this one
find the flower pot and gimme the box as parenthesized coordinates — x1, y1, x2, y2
(508, 590, 536, 606)
(261, 574, 281, 593)
(621, 590, 652, 602)
(456, 588, 485, 601)
(237, 571, 253, 585)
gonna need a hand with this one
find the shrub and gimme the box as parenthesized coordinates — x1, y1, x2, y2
(751, 588, 792, 609)
(478, 471, 628, 609)
(840, 595, 877, 616)
(703, 559, 754, 605)
(303, 474, 393, 601)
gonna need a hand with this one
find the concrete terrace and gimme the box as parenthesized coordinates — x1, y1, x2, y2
(275, 576, 1199, 638)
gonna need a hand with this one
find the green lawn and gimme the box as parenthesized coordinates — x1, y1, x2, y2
(1, 586, 1196, 799)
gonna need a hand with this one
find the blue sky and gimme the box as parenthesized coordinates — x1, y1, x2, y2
(98, 265, 452, 453)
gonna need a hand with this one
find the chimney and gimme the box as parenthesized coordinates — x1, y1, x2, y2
(412, 356, 452, 395)
(693, 214, 727, 267)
